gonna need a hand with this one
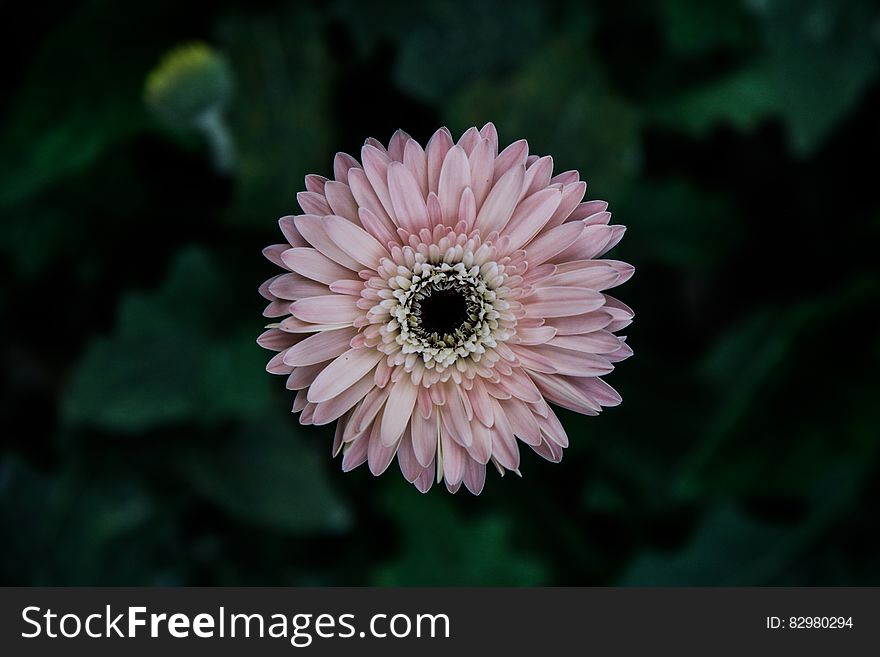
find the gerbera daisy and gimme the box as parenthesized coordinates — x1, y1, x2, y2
(259, 124, 633, 494)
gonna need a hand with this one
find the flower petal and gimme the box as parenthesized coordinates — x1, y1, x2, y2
(308, 348, 384, 403)
(437, 145, 471, 225)
(411, 410, 438, 467)
(475, 163, 525, 234)
(322, 214, 390, 268)
(525, 286, 606, 317)
(380, 378, 419, 446)
(291, 295, 360, 325)
(281, 247, 355, 285)
(503, 187, 563, 252)
(293, 215, 361, 270)
(387, 161, 429, 233)
(282, 327, 357, 366)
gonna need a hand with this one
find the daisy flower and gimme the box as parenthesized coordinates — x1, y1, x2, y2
(259, 124, 633, 494)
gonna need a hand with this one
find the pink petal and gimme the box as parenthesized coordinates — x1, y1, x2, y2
(529, 371, 601, 415)
(426, 127, 453, 194)
(463, 459, 486, 495)
(367, 419, 399, 475)
(544, 181, 587, 228)
(308, 348, 384, 403)
(439, 426, 466, 486)
(537, 406, 569, 447)
(475, 164, 525, 234)
(291, 295, 360, 324)
(440, 386, 473, 447)
(278, 217, 309, 247)
(458, 186, 476, 230)
(269, 273, 333, 300)
(500, 397, 543, 445)
(550, 330, 621, 354)
(510, 345, 558, 374)
(550, 170, 579, 185)
(414, 461, 435, 493)
(403, 138, 429, 198)
(262, 299, 289, 318)
(599, 225, 627, 256)
(322, 214, 390, 268)
(281, 247, 355, 285)
(256, 328, 299, 352)
(294, 215, 361, 270)
(397, 428, 422, 483)
(280, 316, 353, 333)
(297, 191, 332, 216)
(466, 377, 494, 426)
(490, 416, 520, 471)
(503, 187, 563, 252)
(545, 260, 621, 290)
(546, 311, 613, 335)
(468, 137, 496, 210)
(527, 345, 614, 377)
(286, 363, 325, 390)
(333, 152, 360, 184)
(323, 181, 360, 223)
(387, 129, 410, 162)
(515, 325, 557, 345)
(358, 207, 398, 247)
(263, 244, 291, 270)
(380, 378, 419, 446)
(349, 167, 395, 229)
(522, 155, 554, 198)
(479, 122, 499, 156)
(495, 366, 543, 403)
(304, 174, 327, 194)
(282, 327, 357, 366)
(266, 350, 294, 375)
(522, 221, 585, 265)
(426, 192, 443, 228)
(312, 371, 376, 425)
(493, 139, 528, 183)
(552, 224, 614, 262)
(525, 286, 606, 317)
(568, 200, 609, 222)
(341, 434, 369, 471)
(410, 410, 438, 467)
(457, 126, 481, 154)
(437, 146, 471, 224)
(387, 161, 429, 233)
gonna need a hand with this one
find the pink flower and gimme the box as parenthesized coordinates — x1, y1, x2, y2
(259, 125, 633, 494)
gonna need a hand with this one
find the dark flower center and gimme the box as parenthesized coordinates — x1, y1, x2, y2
(415, 286, 471, 338)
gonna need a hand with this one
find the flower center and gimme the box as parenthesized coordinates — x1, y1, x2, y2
(389, 260, 500, 370)
(412, 282, 473, 341)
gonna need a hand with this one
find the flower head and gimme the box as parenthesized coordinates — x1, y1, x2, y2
(144, 42, 233, 130)
(259, 125, 633, 494)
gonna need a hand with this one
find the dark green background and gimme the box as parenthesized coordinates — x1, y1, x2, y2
(2, 0, 879, 586)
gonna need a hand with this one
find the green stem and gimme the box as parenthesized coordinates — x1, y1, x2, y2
(194, 107, 235, 174)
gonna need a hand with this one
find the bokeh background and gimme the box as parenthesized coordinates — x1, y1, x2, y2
(2, 0, 879, 586)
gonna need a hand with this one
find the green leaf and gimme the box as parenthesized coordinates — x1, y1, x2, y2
(445, 29, 641, 197)
(0, 457, 157, 584)
(649, 64, 781, 137)
(216, 6, 335, 225)
(615, 180, 741, 270)
(660, 0, 754, 54)
(621, 506, 789, 585)
(177, 420, 352, 535)
(651, 0, 880, 154)
(64, 247, 273, 432)
(755, 0, 880, 154)
(374, 484, 548, 585)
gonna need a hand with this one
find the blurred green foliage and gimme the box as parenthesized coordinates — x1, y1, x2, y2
(1, 0, 879, 585)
